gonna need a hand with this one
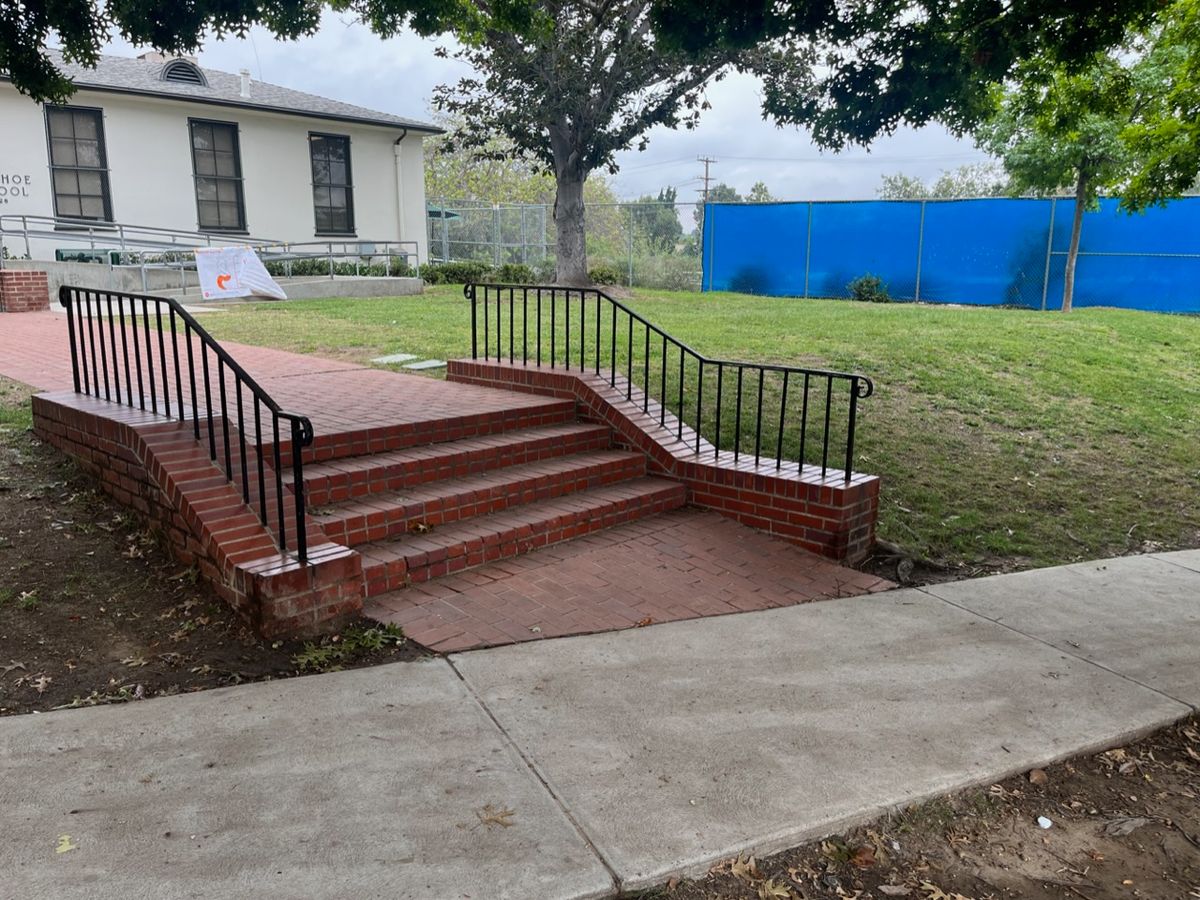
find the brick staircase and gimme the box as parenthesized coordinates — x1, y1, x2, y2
(285, 407, 686, 598)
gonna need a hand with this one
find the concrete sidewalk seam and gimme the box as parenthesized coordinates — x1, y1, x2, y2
(445, 656, 623, 897)
(917, 586, 1200, 713)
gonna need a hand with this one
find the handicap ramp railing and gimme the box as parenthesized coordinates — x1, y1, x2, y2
(465, 282, 874, 482)
(59, 285, 314, 561)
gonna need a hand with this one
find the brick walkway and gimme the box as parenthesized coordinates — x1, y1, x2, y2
(366, 508, 892, 652)
(4, 308, 892, 650)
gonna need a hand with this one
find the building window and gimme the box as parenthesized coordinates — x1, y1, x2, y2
(45, 106, 113, 222)
(309, 133, 354, 234)
(189, 119, 245, 231)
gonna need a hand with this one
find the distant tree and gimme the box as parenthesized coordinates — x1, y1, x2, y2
(693, 182, 743, 231)
(877, 164, 1010, 199)
(424, 112, 617, 208)
(746, 181, 775, 202)
(632, 187, 683, 253)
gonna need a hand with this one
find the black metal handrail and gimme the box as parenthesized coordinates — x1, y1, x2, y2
(465, 282, 874, 482)
(60, 285, 314, 561)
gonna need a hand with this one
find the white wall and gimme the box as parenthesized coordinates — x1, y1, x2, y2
(0, 85, 429, 261)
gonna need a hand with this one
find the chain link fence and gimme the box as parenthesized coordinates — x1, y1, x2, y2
(426, 199, 705, 291)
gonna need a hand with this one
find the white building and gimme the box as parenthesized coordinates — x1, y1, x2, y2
(0, 50, 438, 263)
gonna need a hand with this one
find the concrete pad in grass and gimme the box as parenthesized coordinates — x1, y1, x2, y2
(451, 589, 1188, 890)
(923, 553, 1200, 706)
(1, 659, 612, 900)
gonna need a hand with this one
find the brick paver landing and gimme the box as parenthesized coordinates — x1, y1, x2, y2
(367, 508, 892, 652)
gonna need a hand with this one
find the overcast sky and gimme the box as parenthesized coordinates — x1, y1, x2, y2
(103, 11, 992, 204)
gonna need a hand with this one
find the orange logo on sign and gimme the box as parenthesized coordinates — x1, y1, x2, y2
(216, 273, 232, 289)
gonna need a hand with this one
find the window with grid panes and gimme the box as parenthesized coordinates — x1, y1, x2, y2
(44, 106, 113, 221)
(189, 119, 245, 231)
(309, 133, 355, 234)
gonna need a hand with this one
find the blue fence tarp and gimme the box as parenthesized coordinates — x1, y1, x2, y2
(700, 197, 1200, 313)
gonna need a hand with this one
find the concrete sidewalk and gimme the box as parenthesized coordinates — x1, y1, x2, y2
(3, 551, 1197, 897)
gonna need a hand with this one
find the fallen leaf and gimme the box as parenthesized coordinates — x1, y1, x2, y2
(757, 878, 793, 899)
(407, 521, 432, 534)
(730, 852, 763, 884)
(55, 834, 77, 854)
(634, 616, 653, 627)
(474, 803, 515, 829)
(1028, 768, 1048, 785)
(849, 844, 876, 868)
(32, 675, 52, 694)
(879, 887, 912, 897)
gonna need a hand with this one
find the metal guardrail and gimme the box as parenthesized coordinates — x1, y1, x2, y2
(1, 214, 420, 293)
(466, 283, 874, 481)
(0, 214, 277, 262)
(60, 285, 314, 561)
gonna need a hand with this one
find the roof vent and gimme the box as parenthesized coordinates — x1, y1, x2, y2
(161, 59, 208, 87)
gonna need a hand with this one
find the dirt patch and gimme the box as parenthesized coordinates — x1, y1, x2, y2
(0, 378, 424, 717)
(645, 717, 1200, 900)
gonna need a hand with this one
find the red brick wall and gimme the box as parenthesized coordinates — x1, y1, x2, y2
(0, 270, 50, 312)
(32, 391, 364, 637)
(448, 360, 881, 564)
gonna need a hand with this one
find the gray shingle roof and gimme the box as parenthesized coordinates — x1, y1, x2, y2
(36, 50, 440, 134)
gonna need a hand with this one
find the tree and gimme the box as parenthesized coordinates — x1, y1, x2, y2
(877, 164, 1010, 200)
(746, 181, 774, 203)
(428, 4, 746, 284)
(693, 182, 742, 231)
(1121, 0, 1200, 209)
(975, 34, 1176, 311)
(632, 187, 683, 253)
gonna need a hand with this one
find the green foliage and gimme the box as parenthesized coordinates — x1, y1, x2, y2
(1121, 0, 1200, 208)
(292, 623, 406, 673)
(746, 181, 775, 203)
(419, 260, 493, 285)
(264, 256, 414, 278)
(847, 274, 891, 303)
(631, 255, 700, 291)
(694, 183, 743, 231)
(877, 164, 1010, 200)
(587, 263, 623, 285)
(631, 187, 683, 254)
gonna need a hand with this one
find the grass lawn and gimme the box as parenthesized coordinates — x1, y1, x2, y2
(202, 285, 1200, 573)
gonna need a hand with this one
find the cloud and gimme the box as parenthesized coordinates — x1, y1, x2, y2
(103, 16, 991, 203)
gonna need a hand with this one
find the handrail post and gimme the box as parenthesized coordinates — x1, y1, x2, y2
(291, 418, 308, 562)
(63, 287, 81, 393)
(468, 284, 478, 358)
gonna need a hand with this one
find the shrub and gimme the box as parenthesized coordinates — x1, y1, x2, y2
(421, 260, 493, 285)
(588, 263, 624, 285)
(631, 255, 701, 292)
(848, 273, 891, 303)
(493, 263, 536, 283)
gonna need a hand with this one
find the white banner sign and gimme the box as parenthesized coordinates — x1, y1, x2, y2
(195, 246, 287, 301)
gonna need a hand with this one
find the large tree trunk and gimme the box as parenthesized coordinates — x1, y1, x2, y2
(553, 168, 588, 285)
(1061, 170, 1089, 313)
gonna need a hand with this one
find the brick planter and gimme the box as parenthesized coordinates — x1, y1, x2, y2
(447, 359, 882, 564)
(0, 270, 50, 312)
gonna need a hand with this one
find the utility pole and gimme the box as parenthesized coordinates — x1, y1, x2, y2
(697, 156, 717, 205)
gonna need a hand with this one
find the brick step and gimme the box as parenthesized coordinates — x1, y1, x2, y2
(357, 477, 686, 595)
(292, 422, 613, 507)
(299, 399, 578, 464)
(315, 450, 647, 548)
